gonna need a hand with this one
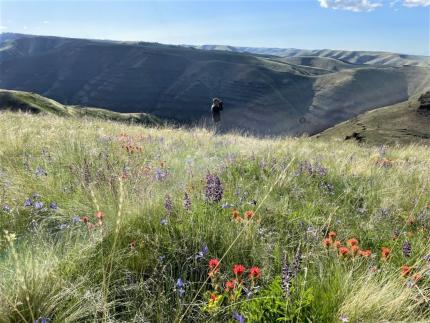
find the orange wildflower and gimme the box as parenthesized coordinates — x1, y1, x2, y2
(347, 238, 359, 247)
(381, 247, 391, 260)
(333, 240, 342, 249)
(413, 273, 422, 282)
(232, 208, 241, 219)
(328, 231, 337, 239)
(95, 211, 105, 220)
(323, 238, 332, 247)
(401, 265, 411, 277)
(339, 247, 349, 256)
(244, 210, 255, 219)
(359, 249, 372, 258)
(81, 216, 89, 223)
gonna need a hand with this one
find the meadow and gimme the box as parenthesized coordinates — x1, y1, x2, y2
(0, 112, 429, 322)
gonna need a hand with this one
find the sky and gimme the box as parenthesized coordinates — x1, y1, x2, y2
(0, 0, 429, 55)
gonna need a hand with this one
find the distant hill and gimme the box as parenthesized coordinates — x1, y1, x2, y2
(193, 45, 430, 67)
(1, 33, 429, 135)
(316, 92, 430, 145)
(0, 89, 162, 126)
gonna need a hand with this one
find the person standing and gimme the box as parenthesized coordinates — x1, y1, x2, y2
(211, 98, 223, 132)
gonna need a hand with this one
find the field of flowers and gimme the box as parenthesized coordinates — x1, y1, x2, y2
(0, 112, 429, 322)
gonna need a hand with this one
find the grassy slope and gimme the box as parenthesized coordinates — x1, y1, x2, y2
(0, 89, 162, 126)
(0, 113, 429, 322)
(317, 94, 430, 145)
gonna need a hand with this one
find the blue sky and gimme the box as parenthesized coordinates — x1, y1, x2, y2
(0, 0, 429, 55)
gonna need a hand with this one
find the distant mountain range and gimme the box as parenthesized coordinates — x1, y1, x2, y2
(1, 33, 429, 136)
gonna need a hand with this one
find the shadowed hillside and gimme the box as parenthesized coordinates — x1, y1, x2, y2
(316, 92, 430, 145)
(1, 33, 429, 135)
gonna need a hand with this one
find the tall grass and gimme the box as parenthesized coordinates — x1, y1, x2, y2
(0, 112, 429, 322)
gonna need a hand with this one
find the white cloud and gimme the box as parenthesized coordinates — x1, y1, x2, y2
(0, 25, 7, 30)
(403, 0, 430, 6)
(43, 20, 49, 24)
(318, 0, 383, 11)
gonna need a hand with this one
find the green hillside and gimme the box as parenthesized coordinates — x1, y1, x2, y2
(0, 112, 429, 322)
(317, 92, 430, 145)
(0, 89, 162, 126)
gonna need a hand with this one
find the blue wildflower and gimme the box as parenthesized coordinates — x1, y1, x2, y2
(233, 311, 245, 323)
(58, 224, 68, 230)
(160, 219, 168, 225)
(34, 318, 50, 323)
(176, 278, 184, 289)
(424, 254, 430, 262)
(155, 168, 168, 181)
(176, 278, 185, 297)
(195, 245, 209, 260)
(34, 201, 44, 209)
(24, 198, 33, 207)
(71, 216, 81, 224)
(35, 167, 47, 176)
(49, 202, 58, 210)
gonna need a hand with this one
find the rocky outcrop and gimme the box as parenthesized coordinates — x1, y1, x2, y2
(418, 91, 430, 110)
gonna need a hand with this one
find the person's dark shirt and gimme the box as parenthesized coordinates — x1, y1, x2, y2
(211, 104, 222, 123)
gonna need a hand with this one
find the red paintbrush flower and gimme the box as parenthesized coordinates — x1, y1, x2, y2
(339, 247, 349, 256)
(209, 258, 220, 269)
(233, 264, 245, 276)
(347, 238, 358, 247)
(401, 265, 411, 277)
(328, 231, 337, 239)
(81, 216, 89, 223)
(381, 247, 391, 260)
(225, 280, 236, 291)
(249, 266, 261, 279)
(323, 238, 332, 247)
(245, 210, 254, 219)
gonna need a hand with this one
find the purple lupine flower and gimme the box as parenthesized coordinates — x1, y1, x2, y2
(205, 173, 223, 203)
(402, 241, 412, 258)
(314, 163, 327, 176)
(339, 314, 349, 323)
(195, 245, 209, 260)
(35, 166, 47, 177)
(24, 198, 33, 207)
(281, 255, 291, 297)
(183, 192, 191, 211)
(165, 195, 173, 215)
(233, 311, 245, 323)
(49, 202, 58, 210)
(424, 254, 430, 262)
(292, 247, 302, 278)
(34, 201, 44, 209)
